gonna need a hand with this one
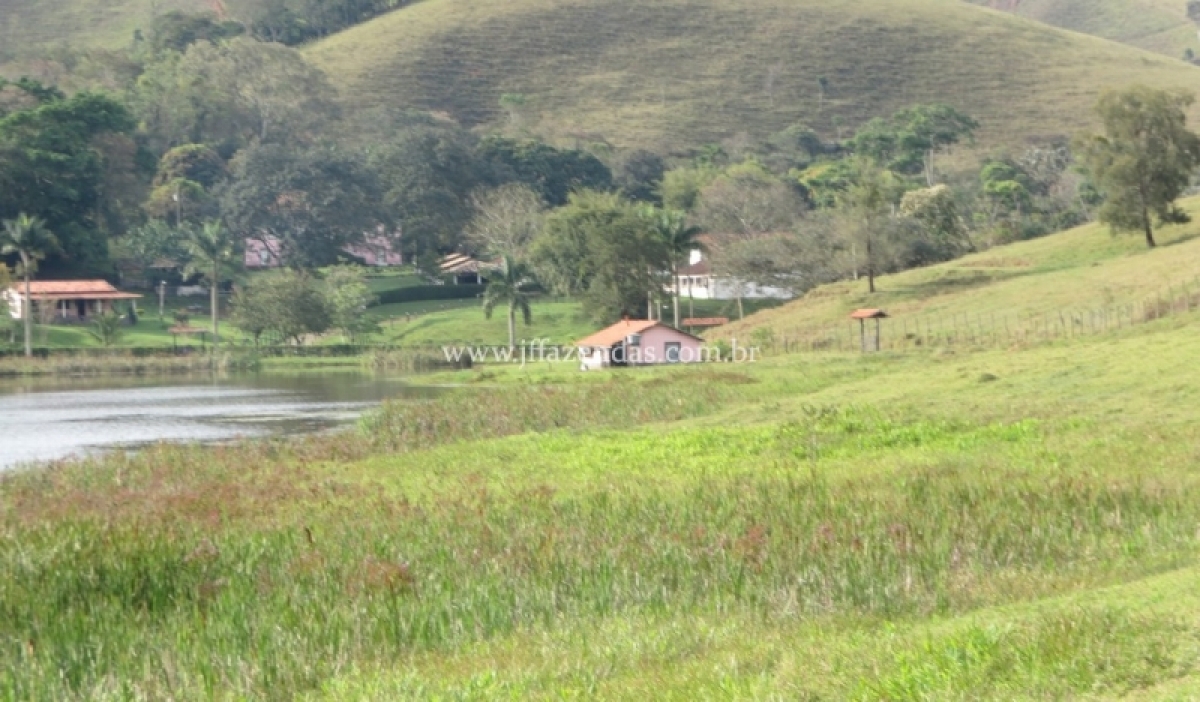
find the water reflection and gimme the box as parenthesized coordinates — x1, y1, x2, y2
(0, 373, 441, 469)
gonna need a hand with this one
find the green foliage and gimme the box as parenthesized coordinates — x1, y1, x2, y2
(373, 283, 486, 306)
(0, 84, 135, 274)
(181, 220, 238, 348)
(657, 166, 718, 212)
(133, 37, 338, 153)
(86, 312, 124, 347)
(850, 104, 978, 185)
(322, 265, 379, 342)
(111, 220, 187, 282)
(148, 10, 244, 53)
(219, 143, 387, 268)
(153, 144, 227, 190)
(479, 136, 613, 207)
(368, 118, 496, 255)
(246, 0, 417, 46)
(899, 184, 974, 260)
(532, 190, 669, 323)
(1, 213, 59, 356)
(231, 269, 332, 345)
(1076, 85, 1200, 247)
(481, 255, 535, 349)
(613, 149, 667, 203)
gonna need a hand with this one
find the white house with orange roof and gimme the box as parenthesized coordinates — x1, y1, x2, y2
(4, 280, 142, 321)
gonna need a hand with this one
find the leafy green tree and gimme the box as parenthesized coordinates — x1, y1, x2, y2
(614, 149, 666, 203)
(1075, 86, 1200, 248)
(1, 214, 59, 357)
(479, 136, 613, 207)
(112, 220, 189, 285)
(0, 84, 136, 274)
(532, 191, 669, 323)
(133, 37, 338, 152)
(482, 255, 535, 351)
(657, 166, 717, 212)
(369, 120, 495, 256)
(232, 269, 331, 345)
(850, 104, 977, 186)
(836, 159, 900, 293)
(149, 11, 245, 53)
(182, 220, 239, 352)
(898, 184, 974, 259)
(978, 161, 1034, 239)
(322, 265, 379, 342)
(219, 143, 387, 267)
(641, 207, 704, 327)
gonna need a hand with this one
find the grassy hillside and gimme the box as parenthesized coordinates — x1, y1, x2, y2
(711, 194, 1200, 348)
(308, 0, 1200, 154)
(965, 0, 1198, 58)
(0, 0, 212, 53)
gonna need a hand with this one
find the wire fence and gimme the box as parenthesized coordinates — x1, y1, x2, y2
(765, 277, 1200, 356)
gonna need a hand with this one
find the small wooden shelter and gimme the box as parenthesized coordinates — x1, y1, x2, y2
(168, 325, 210, 349)
(851, 308, 889, 352)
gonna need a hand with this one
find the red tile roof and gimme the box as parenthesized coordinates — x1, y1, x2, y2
(679, 261, 712, 276)
(576, 320, 702, 347)
(7, 280, 142, 300)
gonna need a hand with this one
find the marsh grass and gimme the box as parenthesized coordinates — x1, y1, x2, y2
(3, 384, 1200, 699)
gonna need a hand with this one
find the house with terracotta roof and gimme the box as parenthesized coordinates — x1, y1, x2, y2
(4, 280, 142, 322)
(575, 319, 705, 370)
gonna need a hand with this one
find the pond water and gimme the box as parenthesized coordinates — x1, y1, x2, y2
(0, 373, 441, 470)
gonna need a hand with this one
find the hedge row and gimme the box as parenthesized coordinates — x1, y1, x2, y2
(374, 284, 486, 306)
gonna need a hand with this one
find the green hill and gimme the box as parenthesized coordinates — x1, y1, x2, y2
(0, 0, 211, 52)
(965, 0, 1198, 57)
(307, 0, 1200, 154)
(710, 194, 1200, 349)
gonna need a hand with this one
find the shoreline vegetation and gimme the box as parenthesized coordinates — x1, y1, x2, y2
(0, 347, 474, 377)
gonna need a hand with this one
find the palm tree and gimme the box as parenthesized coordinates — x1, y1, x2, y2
(482, 255, 534, 352)
(182, 220, 238, 353)
(1, 214, 58, 358)
(643, 207, 704, 328)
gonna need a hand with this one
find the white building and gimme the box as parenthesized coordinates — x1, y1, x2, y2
(674, 250, 795, 301)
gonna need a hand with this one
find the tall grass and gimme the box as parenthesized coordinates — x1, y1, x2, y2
(3, 396, 1198, 699)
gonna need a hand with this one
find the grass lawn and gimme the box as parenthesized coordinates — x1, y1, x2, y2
(712, 193, 1200, 348)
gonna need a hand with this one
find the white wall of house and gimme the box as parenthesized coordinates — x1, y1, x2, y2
(3, 289, 20, 319)
(675, 275, 794, 301)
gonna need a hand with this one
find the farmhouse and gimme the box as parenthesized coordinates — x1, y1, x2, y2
(675, 253, 795, 302)
(4, 280, 142, 322)
(575, 319, 705, 370)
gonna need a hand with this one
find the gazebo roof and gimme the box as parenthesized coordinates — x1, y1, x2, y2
(850, 308, 890, 320)
(168, 325, 209, 335)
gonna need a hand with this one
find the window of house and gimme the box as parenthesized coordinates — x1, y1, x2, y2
(665, 342, 682, 363)
(258, 250, 271, 266)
